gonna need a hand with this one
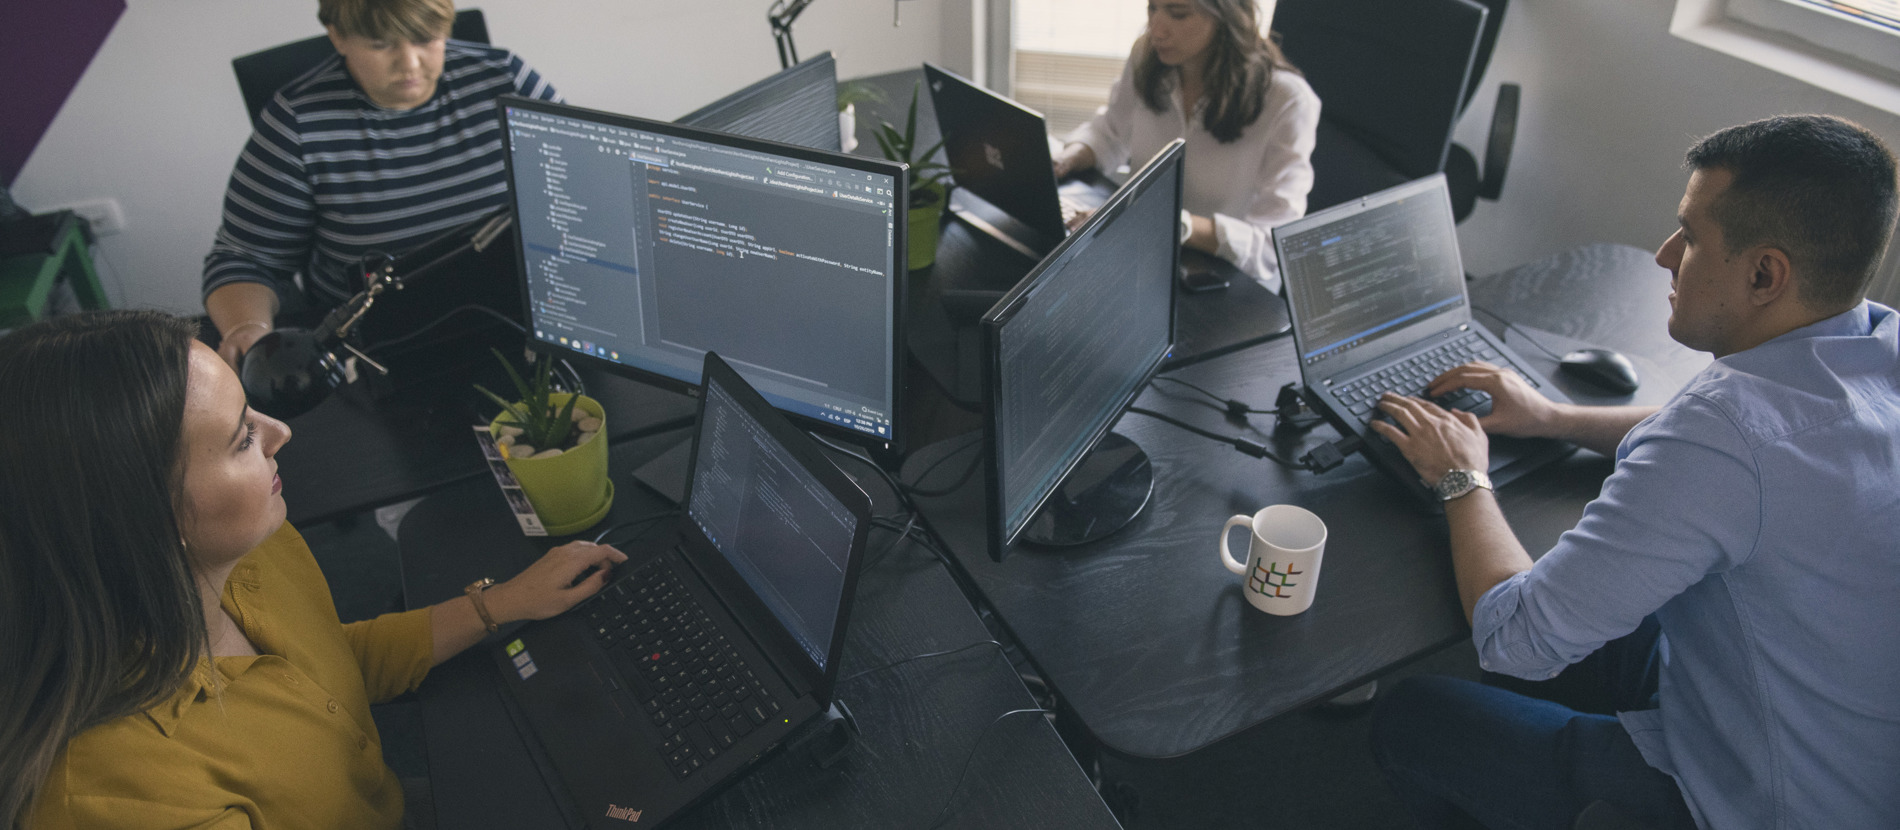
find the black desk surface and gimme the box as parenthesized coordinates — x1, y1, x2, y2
(277, 360, 697, 527)
(847, 69, 1290, 404)
(400, 431, 1120, 829)
(900, 242, 1708, 759)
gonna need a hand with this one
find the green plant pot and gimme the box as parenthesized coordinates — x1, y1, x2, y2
(489, 393, 612, 535)
(907, 184, 947, 271)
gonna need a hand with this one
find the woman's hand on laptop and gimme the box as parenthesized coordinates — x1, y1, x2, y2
(1052, 142, 1095, 179)
(1427, 362, 1559, 439)
(487, 541, 630, 623)
(1372, 394, 1489, 489)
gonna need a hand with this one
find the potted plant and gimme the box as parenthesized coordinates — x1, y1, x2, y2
(873, 81, 954, 271)
(475, 349, 613, 535)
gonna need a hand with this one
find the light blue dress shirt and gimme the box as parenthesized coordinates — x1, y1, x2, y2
(1472, 301, 1900, 830)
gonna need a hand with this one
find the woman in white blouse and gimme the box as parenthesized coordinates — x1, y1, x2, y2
(1055, 0, 1319, 292)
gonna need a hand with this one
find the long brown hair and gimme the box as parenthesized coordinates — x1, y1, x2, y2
(1131, 0, 1298, 144)
(0, 311, 206, 829)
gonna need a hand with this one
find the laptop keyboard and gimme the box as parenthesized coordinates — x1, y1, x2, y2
(582, 556, 783, 780)
(1330, 331, 1530, 420)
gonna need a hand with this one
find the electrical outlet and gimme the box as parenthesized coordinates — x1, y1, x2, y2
(52, 198, 126, 237)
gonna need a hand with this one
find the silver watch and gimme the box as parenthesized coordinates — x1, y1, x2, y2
(1434, 469, 1493, 502)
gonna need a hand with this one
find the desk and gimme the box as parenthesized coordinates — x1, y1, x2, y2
(400, 430, 1120, 829)
(277, 362, 697, 527)
(846, 69, 1292, 404)
(900, 243, 1706, 760)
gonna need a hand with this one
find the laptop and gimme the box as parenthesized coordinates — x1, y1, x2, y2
(923, 62, 1107, 259)
(490, 351, 872, 829)
(1274, 174, 1574, 506)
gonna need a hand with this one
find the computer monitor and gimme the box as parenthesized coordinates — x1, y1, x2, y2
(677, 53, 842, 152)
(981, 139, 1184, 562)
(498, 95, 905, 448)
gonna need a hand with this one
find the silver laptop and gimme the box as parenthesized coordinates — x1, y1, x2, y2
(1274, 174, 1574, 506)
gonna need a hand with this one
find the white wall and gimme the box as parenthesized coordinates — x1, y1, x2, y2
(1451, 0, 1900, 306)
(12, 0, 966, 313)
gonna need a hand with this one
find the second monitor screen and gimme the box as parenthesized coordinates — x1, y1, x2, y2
(504, 101, 900, 440)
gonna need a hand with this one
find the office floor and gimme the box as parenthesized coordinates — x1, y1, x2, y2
(303, 511, 1481, 829)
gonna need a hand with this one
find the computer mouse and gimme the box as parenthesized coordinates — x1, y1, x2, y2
(1558, 348, 1640, 395)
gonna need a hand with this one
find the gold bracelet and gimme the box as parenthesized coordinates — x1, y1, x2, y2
(464, 578, 499, 633)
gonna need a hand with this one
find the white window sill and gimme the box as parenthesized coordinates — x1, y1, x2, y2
(1671, 0, 1900, 117)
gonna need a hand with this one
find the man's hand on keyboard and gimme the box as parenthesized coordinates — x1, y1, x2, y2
(489, 541, 630, 624)
(1426, 361, 1559, 439)
(1371, 393, 1490, 489)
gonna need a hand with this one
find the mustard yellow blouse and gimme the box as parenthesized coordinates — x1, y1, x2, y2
(30, 522, 435, 829)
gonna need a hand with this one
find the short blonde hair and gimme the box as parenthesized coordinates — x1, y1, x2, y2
(318, 0, 454, 42)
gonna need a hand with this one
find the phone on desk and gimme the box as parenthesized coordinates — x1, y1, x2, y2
(1177, 264, 1231, 293)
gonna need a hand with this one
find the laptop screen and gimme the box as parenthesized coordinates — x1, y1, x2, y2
(1279, 177, 1467, 374)
(685, 371, 860, 673)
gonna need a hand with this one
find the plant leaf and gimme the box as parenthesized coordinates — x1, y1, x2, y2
(491, 348, 532, 403)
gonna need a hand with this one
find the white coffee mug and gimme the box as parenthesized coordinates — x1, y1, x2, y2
(1219, 505, 1328, 615)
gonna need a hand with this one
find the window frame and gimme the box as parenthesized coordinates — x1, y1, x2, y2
(1670, 0, 1900, 116)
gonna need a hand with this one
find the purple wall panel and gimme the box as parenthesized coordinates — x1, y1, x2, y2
(0, 0, 127, 188)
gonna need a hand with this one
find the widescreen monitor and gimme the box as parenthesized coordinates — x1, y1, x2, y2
(677, 53, 842, 152)
(498, 96, 905, 448)
(981, 140, 1184, 562)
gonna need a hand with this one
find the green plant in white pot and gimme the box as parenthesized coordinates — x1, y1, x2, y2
(475, 349, 613, 535)
(873, 81, 953, 271)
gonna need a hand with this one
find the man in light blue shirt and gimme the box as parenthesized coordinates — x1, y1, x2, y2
(1366, 115, 1900, 829)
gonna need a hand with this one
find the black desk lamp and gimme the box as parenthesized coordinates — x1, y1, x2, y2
(238, 210, 515, 419)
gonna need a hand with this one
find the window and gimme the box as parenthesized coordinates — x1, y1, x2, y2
(1012, 1, 1148, 135)
(1671, 0, 1900, 115)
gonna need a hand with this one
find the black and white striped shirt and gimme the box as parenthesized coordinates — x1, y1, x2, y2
(202, 40, 560, 308)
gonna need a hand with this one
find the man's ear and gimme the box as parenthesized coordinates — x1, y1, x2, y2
(324, 25, 346, 52)
(1747, 245, 1795, 308)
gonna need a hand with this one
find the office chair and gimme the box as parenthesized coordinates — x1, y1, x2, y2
(231, 8, 491, 132)
(1275, 0, 1518, 222)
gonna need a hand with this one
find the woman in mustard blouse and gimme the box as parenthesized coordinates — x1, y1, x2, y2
(0, 311, 627, 829)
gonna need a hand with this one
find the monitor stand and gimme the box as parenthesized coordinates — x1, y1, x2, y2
(1020, 431, 1155, 547)
(948, 188, 1057, 263)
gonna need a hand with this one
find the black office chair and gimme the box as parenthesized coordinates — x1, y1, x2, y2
(231, 8, 491, 131)
(1275, 0, 1518, 222)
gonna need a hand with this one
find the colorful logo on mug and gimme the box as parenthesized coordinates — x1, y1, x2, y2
(1248, 560, 1303, 598)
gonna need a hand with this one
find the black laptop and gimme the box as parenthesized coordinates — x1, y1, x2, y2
(922, 62, 1107, 259)
(490, 351, 872, 829)
(1274, 174, 1575, 506)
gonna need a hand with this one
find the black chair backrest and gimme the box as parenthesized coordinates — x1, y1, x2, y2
(1274, 0, 1487, 179)
(232, 8, 490, 131)
(1461, 0, 1508, 113)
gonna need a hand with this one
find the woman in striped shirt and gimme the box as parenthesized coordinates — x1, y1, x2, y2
(204, 0, 559, 368)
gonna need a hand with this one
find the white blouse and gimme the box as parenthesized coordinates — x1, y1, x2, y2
(1067, 62, 1320, 292)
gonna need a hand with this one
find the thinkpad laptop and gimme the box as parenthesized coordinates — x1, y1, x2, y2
(923, 62, 1107, 259)
(491, 351, 871, 829)
(1275, 174, 1574, 506)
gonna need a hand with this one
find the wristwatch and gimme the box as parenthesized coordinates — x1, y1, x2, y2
(1434, 469, 1493, 502)
(465, 577, 500, 633)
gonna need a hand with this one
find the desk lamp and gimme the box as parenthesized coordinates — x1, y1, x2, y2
(238, 210, 515, 419)
(769, 0, 917, 69)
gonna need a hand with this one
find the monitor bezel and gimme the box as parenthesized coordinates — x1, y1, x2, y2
(979, 139, 1185, 563)
(497, 94, 909, 453)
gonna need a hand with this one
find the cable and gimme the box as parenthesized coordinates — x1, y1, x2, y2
(1151, 375, 1272, 419)
(863, 514, 918, 570)
(902, 435, 985, 498)
(838, 639, 1006, 687)
(927, 708, 1057, 829)
(363, 303, 523, 353)
(1470, 303, 1566, 361)
(1125, 406, 1362, 474)
(808, 433, 910, 506)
